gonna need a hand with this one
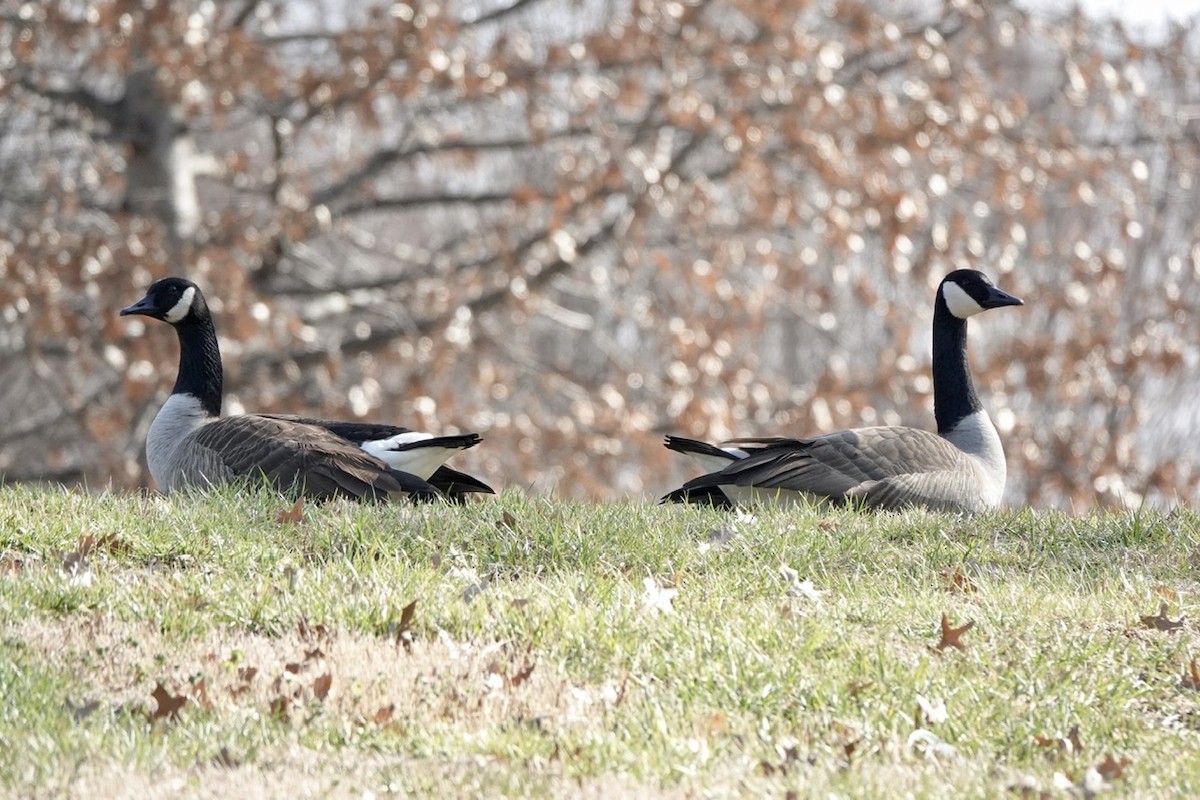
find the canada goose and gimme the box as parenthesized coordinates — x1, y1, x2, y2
(663, 269, 1023, 512)
(120, 277, 494, 502)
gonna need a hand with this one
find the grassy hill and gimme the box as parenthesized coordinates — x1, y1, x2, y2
(1, 485, 1199, 797)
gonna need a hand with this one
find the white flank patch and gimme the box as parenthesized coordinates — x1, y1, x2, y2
(940, 280, 985, 319)
(684, 447, 743, 473)
(943, 409, 1006, 508)
(360, 432, 454, 480)
(164, 286, 196, 323)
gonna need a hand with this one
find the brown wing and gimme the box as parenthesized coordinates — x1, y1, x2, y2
(688, 426, 980, 509)
(186, 415, 422, 501)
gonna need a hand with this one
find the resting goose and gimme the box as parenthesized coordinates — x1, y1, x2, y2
(663, 269, 1023, 512)
(120, 277, 494, 502)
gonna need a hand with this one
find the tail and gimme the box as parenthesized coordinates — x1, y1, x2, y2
(422, 466, 495, 503)
(660, 483, 734, 509)
(663, 435, 738, 461)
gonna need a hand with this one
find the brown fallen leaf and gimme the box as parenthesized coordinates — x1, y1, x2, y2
(497, 510, 518, 531)
(296, 617, 330, 642)
(1140, 603, 1184, 632)
(372, 704, 396, 725)
(191, 678, 212, 709)
(269, 695, 292, 719)
(942, 566, 977, 595)
(613, 677, 628, 707)
(1034, 724, 1082, 755)
(395, 599, 417, 651)
(150, 682, 186, 721)
(94, 533, 133, 557)
(848, 680, 874, 698)
(312, 673, 332, 701)
(935, 613, 975, 651)
(0, 552, 24, 575)
(1180, 658, 1200, 690)
(65, 698, 100, 722)
(1096, 754, 1130, 781)
(276, 498, 305, 525)
(509, 656, 536, 688)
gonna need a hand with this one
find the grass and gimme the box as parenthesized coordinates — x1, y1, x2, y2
(1, 485, 1200, 798)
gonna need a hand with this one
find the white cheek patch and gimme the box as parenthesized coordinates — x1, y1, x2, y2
(941, 281, 985, 319)
(163, 286, 196, 323)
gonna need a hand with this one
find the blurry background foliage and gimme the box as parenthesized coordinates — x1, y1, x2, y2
(1, 0, 1197, 508)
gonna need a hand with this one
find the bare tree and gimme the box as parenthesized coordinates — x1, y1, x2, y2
(1, 0, 1197, 507)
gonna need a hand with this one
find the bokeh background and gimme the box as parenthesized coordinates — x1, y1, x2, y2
(2, 0, 1198, 509)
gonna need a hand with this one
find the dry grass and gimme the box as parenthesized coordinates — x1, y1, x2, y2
(3, 486, 1200, 797)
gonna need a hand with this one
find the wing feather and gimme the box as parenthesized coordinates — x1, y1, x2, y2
(186, 415, 432, 501)
(687, 426, 981, 509)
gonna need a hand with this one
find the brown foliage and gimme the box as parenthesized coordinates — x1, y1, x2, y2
(2, 1, 1198, 508)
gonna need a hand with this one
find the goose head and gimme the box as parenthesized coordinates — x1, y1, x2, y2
(938, 269, 1023, 319)
(120, 277, 208, 326)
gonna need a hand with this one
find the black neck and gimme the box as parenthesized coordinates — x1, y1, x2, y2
(931, 296, 982, 434)
(172, 314, 223, 418)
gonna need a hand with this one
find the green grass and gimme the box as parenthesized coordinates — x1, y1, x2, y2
(2, 485, 1200, 797)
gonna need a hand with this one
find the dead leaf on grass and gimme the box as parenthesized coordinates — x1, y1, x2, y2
(296, 617, 330, 642)
(497, 510, 518, 531)
(942, 565, 977, 594)
(372, 704, 396, 725)
(1006, 776, 1051, 799)
(191, 678, 212, 709)
(1096, 754, 1130, 781)
(779, 564, 826, 604)
(463, 581, 489, 603)
(915, 694, 948, 726)
(1140, 603, 1184, 632)
(53, 544, 92, 587)
(0, 552, 25, 575)
(935, 613, 974, 651)
(394, 599, 417, 651)
(312, 673, 332, 701)
(1180, 658, 1200, 690)
(640, 577, 677, 616)
(150, 682, 186, 721)
(1035, 724, 1082, 755)
(65, 698, 100, 722)
(275, 498, 305, 525)
(704, 527, 736, 550)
